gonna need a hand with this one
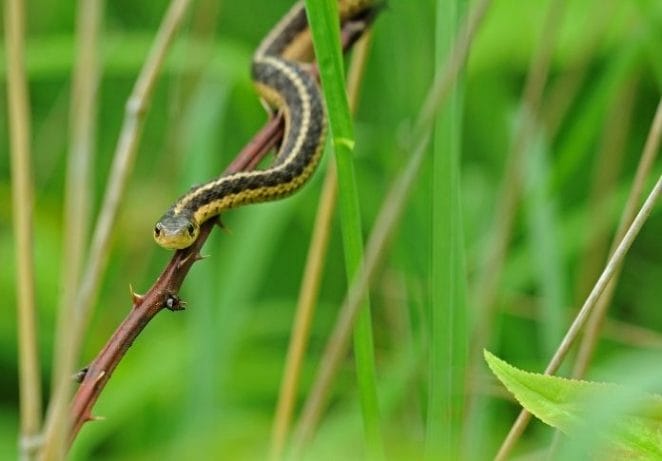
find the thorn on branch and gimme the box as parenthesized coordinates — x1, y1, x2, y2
(175, 251, 207, 269)
(73, 367, 89, 383)
(129, 284, 144, 306)
(177, 252, 195, 269)
(165, 293, 186, 312)
(83, 412, 106, 423)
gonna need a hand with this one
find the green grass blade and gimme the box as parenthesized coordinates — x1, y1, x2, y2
(523, 120, 566, 357)
(426, 0, 468, 458)
(304, 0, 383, 457)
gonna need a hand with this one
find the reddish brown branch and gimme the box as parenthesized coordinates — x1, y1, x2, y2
(69, 14, 376, 446)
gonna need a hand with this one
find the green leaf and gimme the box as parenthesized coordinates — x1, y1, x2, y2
(484, 350, 662, 459)
(304, 0, 383, 457)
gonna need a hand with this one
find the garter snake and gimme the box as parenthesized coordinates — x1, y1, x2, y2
(154, 0, 378, 249)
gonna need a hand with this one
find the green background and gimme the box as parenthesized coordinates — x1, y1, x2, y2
(1, 0, 661, 459)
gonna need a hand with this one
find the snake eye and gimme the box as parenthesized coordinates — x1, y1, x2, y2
(187, 224, 195, 236)
(154, 224, 161, 237)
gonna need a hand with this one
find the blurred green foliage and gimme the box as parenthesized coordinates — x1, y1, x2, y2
(1, 0, 661, 459)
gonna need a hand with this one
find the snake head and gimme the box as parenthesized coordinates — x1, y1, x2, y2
(153, 212, 200, 250)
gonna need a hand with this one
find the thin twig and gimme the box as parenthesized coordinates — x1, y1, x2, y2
(67, 17, 375, 449)
(462, 0, 568, 456)
(494, 174, 662, 461)
(290, 0, 493, 453)
(469, 0, 568, 371)
(269, 162, 338, 461)
(162, 0, 221, 168)
(574, 78, 637, 302)
(41, 1, 103, 459)
(573, 97, 662, 376)
(70, 0, 194, 358)
(69, 223, 213, 442)
(502, 296, 662, 349)
(290, 129, 431, 457)
(269, 31, 373, 461)
(5, 0, 43, 458)
(42, 0, 193, 456)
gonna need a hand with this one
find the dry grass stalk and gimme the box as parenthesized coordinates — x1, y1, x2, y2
(4, 0, 43, 458)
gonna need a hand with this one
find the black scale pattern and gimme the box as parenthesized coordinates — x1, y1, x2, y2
(180, 58, 324, 214)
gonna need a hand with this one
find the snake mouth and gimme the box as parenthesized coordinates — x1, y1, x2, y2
(154, 213, 200, 250)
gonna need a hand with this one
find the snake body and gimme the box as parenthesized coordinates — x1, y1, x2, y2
(154, 1, 376, 249)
